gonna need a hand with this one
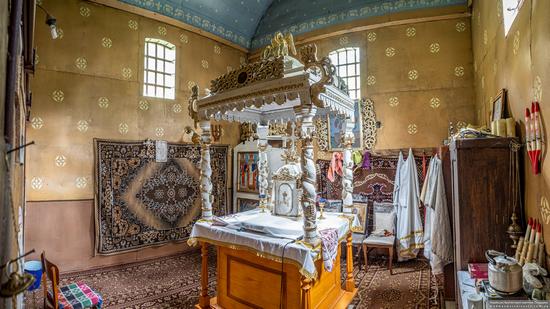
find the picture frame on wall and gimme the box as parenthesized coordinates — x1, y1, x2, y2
(324, 199, 343, 213)
(351, 202, 368, 234)
(491, 89, 507, 121)
(327, 100, 363, 151)
(236, 152, 259, 193)
(237, 198, 258, 213)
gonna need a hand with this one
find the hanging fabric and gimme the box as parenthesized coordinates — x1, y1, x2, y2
(361, 150, 371, 170)
(392, 152, 404, 220)
(421, 155, 453, 274)
(394, 149, 424, 262)
(327, 152, 343, 182)
(422, 153, 427, 181)
(352, 150, 363, 166)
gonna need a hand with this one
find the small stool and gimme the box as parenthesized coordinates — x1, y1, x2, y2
(362, 235, 395, 275)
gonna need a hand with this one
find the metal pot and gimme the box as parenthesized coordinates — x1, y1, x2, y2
(485, 250, 523, 295)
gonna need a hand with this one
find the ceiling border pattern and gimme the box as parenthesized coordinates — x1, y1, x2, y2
(112, 0, 467, 50)
(117, 0, 250, 48)
(251, 0, 467, 49)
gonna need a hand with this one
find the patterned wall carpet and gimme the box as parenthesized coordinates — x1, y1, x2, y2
(24, 249, 442, 308)
(94, 140, 228, 254)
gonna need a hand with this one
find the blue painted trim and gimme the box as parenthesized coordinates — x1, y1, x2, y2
(116, 0, 467, 50)
(118, 0, 254, 48)
(250, 0, 467, 49)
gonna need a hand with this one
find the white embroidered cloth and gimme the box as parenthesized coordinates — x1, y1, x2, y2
(319, 228, 339, 272)
(188, 209, 360, 280)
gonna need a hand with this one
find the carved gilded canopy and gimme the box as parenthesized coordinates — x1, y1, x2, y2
(188, 44, 355, 126)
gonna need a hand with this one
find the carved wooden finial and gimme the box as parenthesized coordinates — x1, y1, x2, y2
(188, 85, 200, 129)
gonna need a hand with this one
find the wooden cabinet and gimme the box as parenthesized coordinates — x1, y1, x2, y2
(450, 138, 518, 271)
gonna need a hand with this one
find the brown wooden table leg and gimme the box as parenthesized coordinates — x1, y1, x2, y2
(345, 230, 355, 291)
(198, 242, 210, 308)
(301, 277, 312, 309)
(388, 246, 393, 275)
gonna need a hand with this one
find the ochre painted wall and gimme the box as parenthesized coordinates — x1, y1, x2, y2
(296, 16, 475, 160)
(25, 0, 245, 271)
(26, 1, 477, 272)
(471, 0, 550, 256)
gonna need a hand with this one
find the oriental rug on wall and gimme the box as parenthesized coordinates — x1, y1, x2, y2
(317, 155, 424, 201)
(317, 154, 426, 233)
(94, 139, 228, 255)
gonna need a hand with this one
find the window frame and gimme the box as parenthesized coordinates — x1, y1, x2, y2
(502, 0, 524, 36)
(328, 47, 361, 100)
(143, 38, 176, 100)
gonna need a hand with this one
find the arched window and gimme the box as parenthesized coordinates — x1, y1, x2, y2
(143, 38, 176, 99)
(328, 47, 360, 100)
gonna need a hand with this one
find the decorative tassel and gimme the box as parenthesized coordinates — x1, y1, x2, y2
(515, 236, 525, 261)
(525, 219, 537, 265)
(519, 218, 533, 265)
(532, 221, 541, 263)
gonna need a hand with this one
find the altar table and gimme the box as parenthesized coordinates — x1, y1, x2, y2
(189, 210, 360, 309)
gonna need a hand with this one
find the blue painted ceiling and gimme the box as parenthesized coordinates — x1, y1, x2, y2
(118, 0, 467, 50)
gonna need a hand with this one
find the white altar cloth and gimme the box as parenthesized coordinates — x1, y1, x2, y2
(188, 209, 360, 280)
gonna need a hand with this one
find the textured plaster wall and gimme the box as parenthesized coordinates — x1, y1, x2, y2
(28, 0, 245, 201)
(297, 16, 475, 160)
(471, 0, 550, 253)
(25, 0, 245, 271)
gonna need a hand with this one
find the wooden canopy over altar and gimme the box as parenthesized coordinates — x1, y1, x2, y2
(188, 43, 357, 244)
(188, 42, 358, 309)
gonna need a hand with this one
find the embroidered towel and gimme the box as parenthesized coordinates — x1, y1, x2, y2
(327, 152, 343, 182)
(352, 150, 363, 165)
(319, 228, 339, 272)
(361, 151, 371, 169)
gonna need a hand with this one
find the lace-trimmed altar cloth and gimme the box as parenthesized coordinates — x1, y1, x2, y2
(188, 209, 360, 280)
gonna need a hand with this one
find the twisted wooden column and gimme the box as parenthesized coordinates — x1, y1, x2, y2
(298, 107, 319, 245)
(342, 118, 355, 213)
(199, 120, 213, 220)
(257, 124, 270, 211)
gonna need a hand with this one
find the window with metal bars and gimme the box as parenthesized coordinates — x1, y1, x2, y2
(328, 47, 361, 100)
(143, 38, 176, 99)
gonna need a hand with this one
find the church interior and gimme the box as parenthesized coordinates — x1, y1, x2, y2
(0, 0, 549, 308)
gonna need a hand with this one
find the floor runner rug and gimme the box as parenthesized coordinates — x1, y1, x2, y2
(25, 250, 441, 308)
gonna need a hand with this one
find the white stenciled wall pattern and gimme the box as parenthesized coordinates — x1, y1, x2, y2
(27, 0, 244, 201)
(302, 17, 475, 152)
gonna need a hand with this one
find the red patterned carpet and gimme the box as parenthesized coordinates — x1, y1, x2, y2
(24, 249, 442, 308)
